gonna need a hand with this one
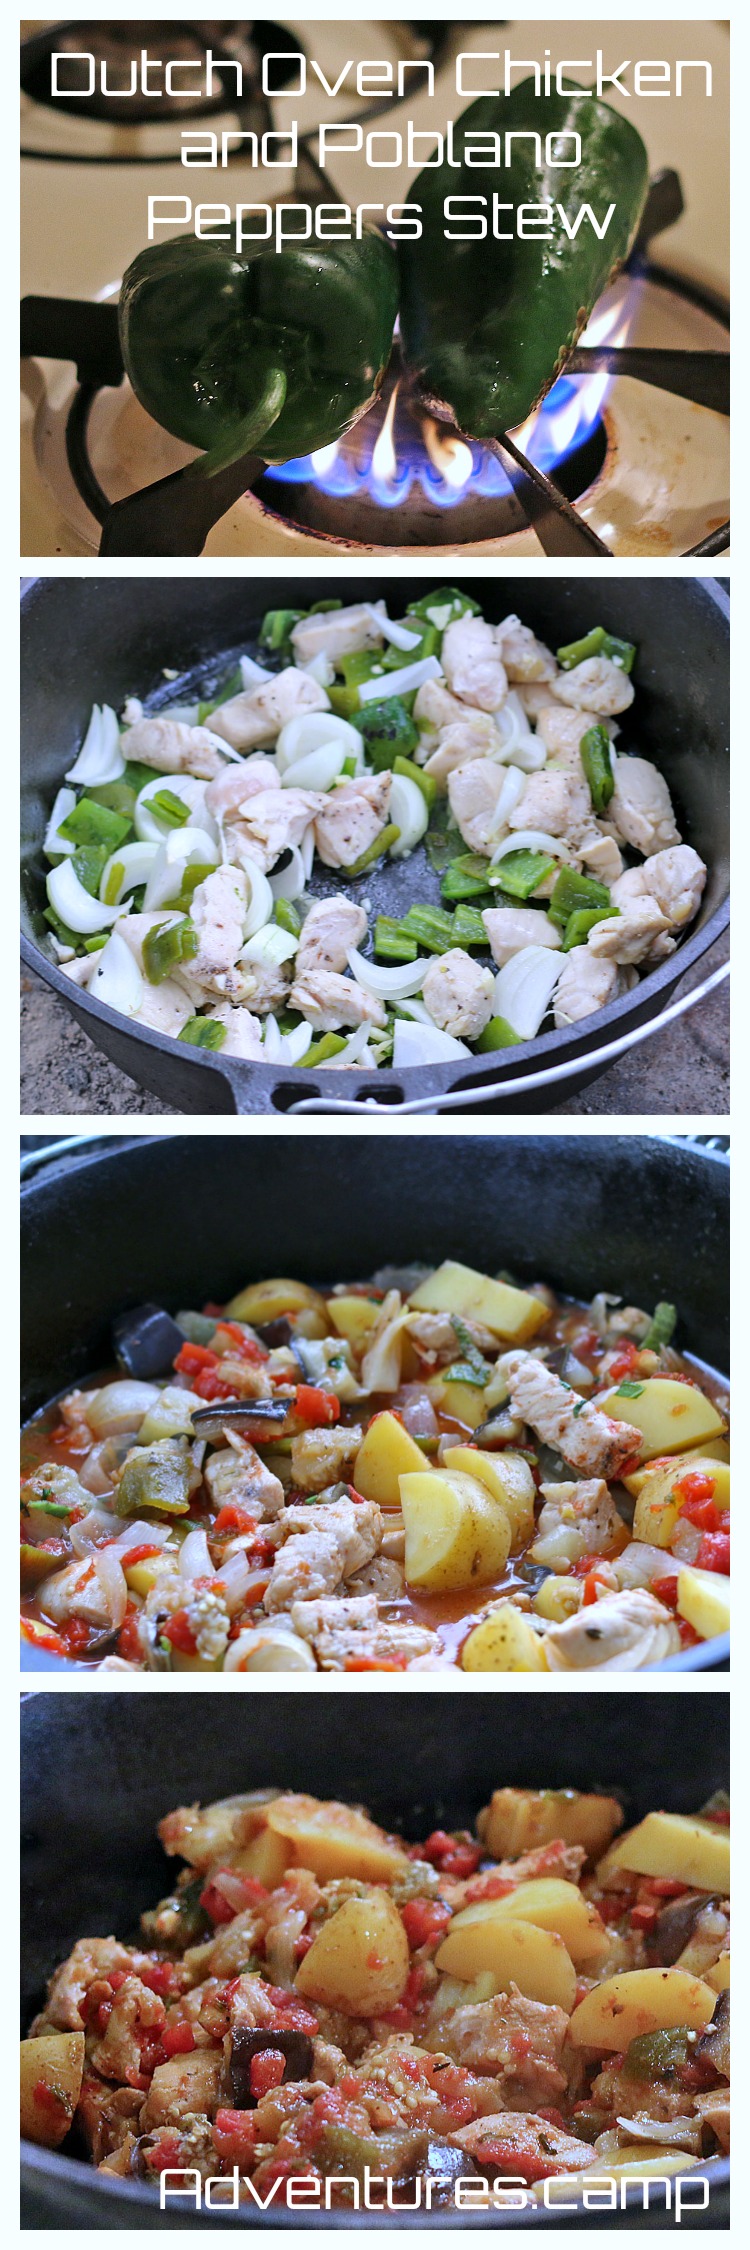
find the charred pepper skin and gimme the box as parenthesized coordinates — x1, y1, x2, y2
(399, 83, 649, 438)
(119, 231, 399, 469)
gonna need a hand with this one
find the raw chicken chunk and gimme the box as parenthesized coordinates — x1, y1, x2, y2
(554, 656, 635, 717)
(201, 1004, 264, 1057)
(442, 615, 508, 711)
(611, 844, 707, 930)
(554, 948, 636, 1028)
(228, 789, 324, 873)
(288, 970, 385, 1033)
(121, 718, 226, 779)
(496, 617, 558, 683)
(448, 760, 509, 854)
(314, 775, 391, 869)
(608, 757, 681, 857)
(588, 897, 673, 966)
(189, 866, 247, 983)
(295, 897, 367, 977)
(205, 758, 280, 817)
(422, 949, 494, 1039)
(291, 603, 385, 665)
(483, 907, 562, 968)
(210, 671, 329, 751)
(507, 768, 587, 838)
(423, 716, 498, 783)
(500, 1350, 637, 1479)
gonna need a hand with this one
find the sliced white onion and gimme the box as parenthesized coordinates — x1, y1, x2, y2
(143, 827, 219, 911)
(88, 932, 144, 1017)
(393, 996, 432, 1023)
(224, 1626, 316, 1672)
(240, 654, 274, 687)
(491, 693, 546, 771)
(362, 601, 421, 653)
(357, 654, 442, 703)
(107, 1520, 172, 1558)
(46, 859, 125, 935)
(70, 1511, 119, 1556)
(489, 828, 572, 870)
(242, 862, 275, 938)
(276, 712, 361, 772)
(179, 1527, 213, 1581)
(86, 1381, 160, 1435)
(269, 846, 307, 902)
(280, 742, 345, 792)
(486, 764, 526, 844)
(388, 773, 429, 858)
(214, 1551, 253, 1610)
(44, 786, 77, 860)
(241, 923, 298, 967)
(92, 1546, 128, 1631)
(347, 947, 428, 1000)
(158, 702, 201, 725)
(122, 697, 143, 726)
(327, 1022, 374, 1068)
(303, 651, 335, 688)
(491, 945, 563, 1039)
(262, 1013, 284, 1061)
(135, 775, 219, 846)
(393, 1020, 471, 1066)
(99, 841, 157, 906)
(283, 1020, 313, 1065)
(66, 704, 125, 786)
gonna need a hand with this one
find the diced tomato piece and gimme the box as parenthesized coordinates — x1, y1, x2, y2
(400, 1899, 452, 1950)
(705, 1807, 730, 1825)
(294, 1386, 341, 1427)
(161, 2021, 196, 2058)
(651, 1575, 679, 1607)
(249, 2049, 286, 2100)
(583, 1568, 610, 1606)
(294, 1931, 314, 1961)
(464, 1873, 517, 1904)
(680, 1495, 721, 1533)
(641, 1878, 690, 1898)
(199, 1880, 237, 1926)
(117, 1607, 143, 1663)
(62, 1618, 93, 1656)
(696, 1531, 730, 1574)
(213, 2109, 258, 2164)
(138, 1960, 176, 1998)
(119, 1543, 163, 1568)
(194, 1370, 240, 1403)
(608, 1343, 640, 1381)
(33, 2080, 68, 2117)
(143, 2134, 183, 2175)
(214, 1322, 266, 1363)
(630, 1902, 659, 1932)
(344, 1657, 408, 1672)
(678, 1619, 701, 1648)
(174, 1340, 217, 1375)
(162, 1610, 198, 1656)
(537, 2109, 566, 2132)
(674, 1471, 716, 1509)
(421, 1829, 480, 1876)
(212, 1502, 260, 1536)
(571, 1551, 610, 1580)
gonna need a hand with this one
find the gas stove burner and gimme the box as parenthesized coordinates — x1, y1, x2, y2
(21, 20, 301, 129)
(20, 170, 729, 560)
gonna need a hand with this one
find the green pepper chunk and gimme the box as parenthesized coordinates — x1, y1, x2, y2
(273, 898, 301, 939)
(72, 844, 109, 897)
(119, 232, 399, 469)
(149, 790, 191, 830)
(548, 868, 612, 928)
(115, 1438, 194, 1518)
(406, 586, 481, 630)
(58, 798, 132, 852)
(176, 1311, 218, 1345)
(489, 849, 555, 901)
(382, 620, 440, 669)
(623, 2030, 692, 2083)
(44, 905, 82, 949)
(399, 82, 648, 439)
(642, 1301, 678, 1352)
(259, 613, 304, 657)
(142, 916, 198, 985)
(346, 823, 401, 876)
(400, 903, 455, 953)
(297, 1032, 348, 1067)
(557, 625, 637, 675)
(474, 1015, 524, 1051)
(562, 907, 619, 951)
(85, 779, 139, 822)
(84, 933, 109, 953)
(374, 916, 418, 964)
(452, 903, 489, 947)
(392, 755, 437, 808)
(178, 1017, 227, 1050)
(580, 724, 615, 814)
(441, 853, 494, 904)
(351, 698, 420, 768)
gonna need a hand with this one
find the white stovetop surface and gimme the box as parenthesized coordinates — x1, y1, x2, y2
(21, 17, 729, 557)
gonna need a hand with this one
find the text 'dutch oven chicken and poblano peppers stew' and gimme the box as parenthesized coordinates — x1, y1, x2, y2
(38, 594, 708, 1069)
(21, 1784, 729, 2206)
(20, 1260, 729, 1673)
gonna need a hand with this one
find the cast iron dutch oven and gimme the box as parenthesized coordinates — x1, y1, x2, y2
(20, 576, 729, 1115)
(20, 1132, 729, 1671)
(21, 1688, 730, 2230)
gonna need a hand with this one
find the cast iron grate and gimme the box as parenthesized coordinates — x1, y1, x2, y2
(20, 170, 728, 558)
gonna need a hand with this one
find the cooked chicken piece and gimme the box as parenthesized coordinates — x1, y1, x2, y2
(291, 1592, 437, 1669)
(228, 788, 325, 873)
(264, 1496, 381, 1611)
(507, 766, 590, 838)
(187, 865, 247, 984)
(204, 1439, 284, 1521)
(608, 756, 681, 857)
(115, 910, 187, 974)
(59, 955, 95, 988)
(41, 1556, 118, 1630)
(483, 907, 562, 968)
(407, 1311, 498, 1361)
(414, 679, 467, 736)
(496, 617, 558, 683)
(121, 718, 227, 779)
(588, 897, 673, 967)
(612, 1541, 675, 1592)
(554, 948, 636, 1029)
(543, 1588, 682, 1671)
(453, 2112, 597, 2177)
(313, 775, 391, 869)
(35, 1939, 149, 2033)
(442, 615, 508, 711)
(611, 844, 707, 930)
(76, 2081, 143, 2167)
(693, 2089, 730, 2152)
(423, 715, 498, 783)
(234, 958, 292, 1014)
(90, 1975, 165, 2085)
(500, 1350, 637, 1479)
(140, 2049, 224, 2131)
(200, 1003, 264, 1058)
(295, 896, 367, 978)
(158, 1793, 269, 1869)
(422, 948, 494, 1040)
(448, 759, 509, 854)
(516, 681, 562, 721)
(291, 603, 385, 666)
(531, 1480, 625, 1569)
(433, 1986, 568, 2102)
(347, 1555, 405, 1600)
(288, 969, 386, 1033)
(132, 979, 193, 1038)
(210, 670, 329, 751)
(22, 1459, 91, 1508)
(289, 1424, 364, 1492)
(578, 831, 624, 883)
(536, 705, 594, 761)
(554, 656, 635, 717)
(204, 757, 281, 817)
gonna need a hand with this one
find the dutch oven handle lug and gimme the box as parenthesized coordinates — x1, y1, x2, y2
(218, 1059, 296, 1116)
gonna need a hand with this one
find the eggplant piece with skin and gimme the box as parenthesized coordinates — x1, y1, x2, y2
(191, 1399, 290, 1443)
(647, 1892, 720, 1967)
(399, 82, 650, 439)
(695, 1991, 730, 2080)
(230, 2026, 314, 2106)
(113, 1304, 186, 1381)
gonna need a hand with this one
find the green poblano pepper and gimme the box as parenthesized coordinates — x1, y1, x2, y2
(119, 232, 399, 471)
(399, 82, 649, 438)
(115, 1438, 194, 1517)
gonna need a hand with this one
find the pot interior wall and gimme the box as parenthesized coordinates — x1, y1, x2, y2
(21, 1688, 728, 2027)
(21, 1134, 728, 1419)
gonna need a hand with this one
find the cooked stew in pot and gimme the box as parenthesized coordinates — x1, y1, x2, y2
(20, 1782, 730, 2206)
(20, 1258, 729, 1673)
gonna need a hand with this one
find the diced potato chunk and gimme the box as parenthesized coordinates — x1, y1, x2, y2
(266, 1793, 409, 1883)
(436, 1913, 576, 2011)
(225, 1278, 330, 1336)
(445, 1880, 608, 1969)
(677, 1565, 730, 1642)
(352, 1411, 428, 1510)
(427, 1376, 490, 1431)
(443, 1447, 536, 1549)
(327, 1295, 382, 1348)
(400, 1469, 511, 1593)
(124, 1555, 176, 1598)
(706, 1954, 730, 1993)
(295, 1891, 408, 2015)
(533, 1576, 582, 1624)
(408, 1260, 549, 1342)
(633, 1458, 730, 1548)
(20, 2031, 85, 2147)
(232, 1826, 294, 1888)
(607, 1810, 729, 1893)
(596, 1379, 727, 1462)
(138, 1386, 202, 1443)
(477, 1788, 623, 1862)
(623, 1441, 729, 1497)
(461, 1605, 547, 1672)
(568, 1966, 716, 2050)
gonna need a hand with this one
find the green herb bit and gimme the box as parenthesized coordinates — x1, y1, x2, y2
(25, 1498, 72, 1517)
(548, 868, 612, 929)
(557, 626, 636, 674)
(341, 757, 357, 778)
(489, 849, 555, 901)
(642, 1301, 678, 1352)
(58, 797, 132, 852)
(142, 916, 197, 986)
(616, 1379, 646, 1399)
(374, 916, 418, 964)
(178, 1017, 227, 1050)
(297, 1032, 347, 1067)
(274, 898, 301, 938)
(474, 1016, 524, 1051)
(580, 724, 615, 814)
(347, 823, 400, 876)
(392, 755, 437, 808)
(445, 1315, 492, 1387)
(562, 907, 619, 952)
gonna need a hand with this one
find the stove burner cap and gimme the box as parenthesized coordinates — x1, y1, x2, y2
(258, 417, 609, 549)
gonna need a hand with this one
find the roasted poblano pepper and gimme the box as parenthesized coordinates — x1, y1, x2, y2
(119, 233, 399, 470)
(399, 82, 649, 437)
(115, 1438, 194, 1517)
